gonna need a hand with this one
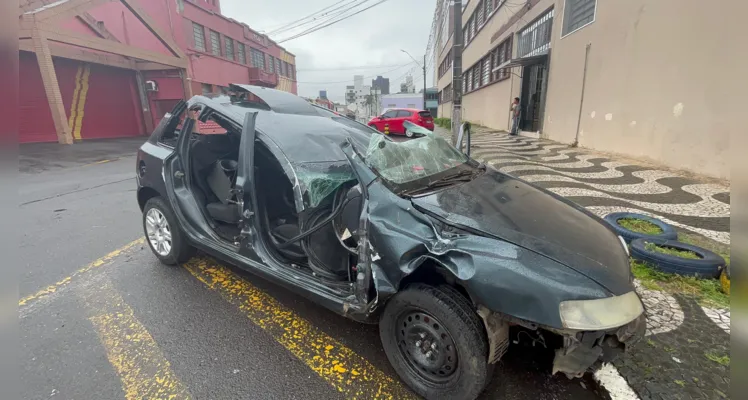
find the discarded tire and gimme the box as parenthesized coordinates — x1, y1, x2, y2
(604, 212, 678, 243)
(630, 238, 725, 279)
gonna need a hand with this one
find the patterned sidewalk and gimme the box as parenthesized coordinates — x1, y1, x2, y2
(435, 127, 731, 399)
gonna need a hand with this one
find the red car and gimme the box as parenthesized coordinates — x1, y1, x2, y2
(368, 108, 434, 137)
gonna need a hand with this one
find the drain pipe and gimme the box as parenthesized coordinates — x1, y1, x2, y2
(572, 43, 591, 147)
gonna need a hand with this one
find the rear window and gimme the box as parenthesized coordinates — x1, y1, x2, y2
(418, 111, 432, 118)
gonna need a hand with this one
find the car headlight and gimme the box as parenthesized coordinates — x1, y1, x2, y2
(559, 291, 644, 330)
(618, 235, 630, 256)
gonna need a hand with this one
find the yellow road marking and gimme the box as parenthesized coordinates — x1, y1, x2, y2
(183, 258, 414, 400)
(19, 238, 144, 307)
(88, 282, 190, 400)
(68, 65, 83, 131)
(72, 64, 91, 140)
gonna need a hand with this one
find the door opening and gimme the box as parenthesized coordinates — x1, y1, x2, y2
(520, 62, 548, 133)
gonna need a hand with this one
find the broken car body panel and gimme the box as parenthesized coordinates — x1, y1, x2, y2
(136, 85, 644, 380)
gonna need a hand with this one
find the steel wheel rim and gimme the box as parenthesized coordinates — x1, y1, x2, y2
(145, 208, 172, 256)
(396, 309, 459, 383)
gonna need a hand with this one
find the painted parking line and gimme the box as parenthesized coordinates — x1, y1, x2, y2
(19, 238, 144, 308)
(183, 257, 414, 400)
(87, 281, 191, 400)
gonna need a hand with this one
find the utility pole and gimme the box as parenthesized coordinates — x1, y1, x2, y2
(423, 53, 427, 110)
(451, 0, 463, 145)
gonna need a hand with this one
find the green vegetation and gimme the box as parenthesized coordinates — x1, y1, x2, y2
(705, 352, 730, 366)
(617, 218, 664, 235)
(674, 380, 686, 387)
(631, 259, 729, 308)
(434, 118, 452, 128)
(644, 241, 701, 259)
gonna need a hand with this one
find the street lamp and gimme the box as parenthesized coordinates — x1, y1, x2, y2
(401, 49, 427, 110)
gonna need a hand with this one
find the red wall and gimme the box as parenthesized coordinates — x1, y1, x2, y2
(87, 2, 173, 56)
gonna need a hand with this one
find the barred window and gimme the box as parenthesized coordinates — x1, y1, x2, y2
(237, 43, 246, 64)
(250, 48, 265, 69)
(563, 0, 596, 36)
(276, 59, 282, 76)
(477, 3, 485, 26)
(192, 23, 205, 52)
(469, 18, 476, 41)
(267, 55, 275, 73)
(210, 30, 221, 56)
(481, 58, 490, 86)
(473, 65, 480, 88)
(224, 37, 234, 60)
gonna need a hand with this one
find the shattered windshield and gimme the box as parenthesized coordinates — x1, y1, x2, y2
(364, 128, 471, 186)
(293, 161, 357, 209)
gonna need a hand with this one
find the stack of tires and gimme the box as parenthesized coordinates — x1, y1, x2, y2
(604, 212, 727, 279)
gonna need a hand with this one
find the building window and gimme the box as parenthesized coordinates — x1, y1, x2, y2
(201, 83, 213, 95)
(267, 55, 275, 73)
(250, 48, 265, 69)
(462, 36, 512, 95)
(282, 62, 290, 77)
(438, 49, 452, 78)
(224, 37, 234, 61)
(275, 59, 282, 76)
(209, 30, 221, 56)
(518, 9, 554, 58)
(562, 0, 596, 36)
(192, 22, 206, 52)
(464, 0, 505, 45)
(490, 37, 512, 82)
(237, 43, 246, 64)
(287, 64, 294, 79)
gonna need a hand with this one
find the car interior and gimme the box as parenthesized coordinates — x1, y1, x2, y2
(178, 108, 362, 282)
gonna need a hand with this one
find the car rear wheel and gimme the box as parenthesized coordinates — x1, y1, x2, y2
(379, 284, 492, 400)
(143, 197, 195, 265)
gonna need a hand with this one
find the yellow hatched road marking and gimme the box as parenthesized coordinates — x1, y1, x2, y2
(88, 282, 190, 400)
(19, 238, 144, 307)
(183, 258, 414, 400)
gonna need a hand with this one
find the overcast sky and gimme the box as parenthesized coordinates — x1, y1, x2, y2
(221, 0, 437, 103)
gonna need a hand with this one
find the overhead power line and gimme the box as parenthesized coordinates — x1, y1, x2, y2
(277, 0, 392, 43)
(262, 0, 349, 34)
(269, 0, 367, 36)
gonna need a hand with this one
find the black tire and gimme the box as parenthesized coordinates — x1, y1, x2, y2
(380, 283, 492, 400)
(142, 197, 195, 265)
(630, 238, 725, 278)
(604, 212, 678, 243)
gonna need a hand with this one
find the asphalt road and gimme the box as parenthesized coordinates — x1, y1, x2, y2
(19, 138, 604, 400)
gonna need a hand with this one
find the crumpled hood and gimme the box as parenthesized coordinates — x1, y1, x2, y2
(410, 168, 632, 294)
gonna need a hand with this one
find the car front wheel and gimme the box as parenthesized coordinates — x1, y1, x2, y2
(142, 196, 195, 265)
(380, 284, 492, 400)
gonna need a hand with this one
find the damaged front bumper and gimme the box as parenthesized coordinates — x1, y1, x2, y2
(551, 313, 646, 378)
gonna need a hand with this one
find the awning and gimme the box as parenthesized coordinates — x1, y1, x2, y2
(493, 53, 548, 71)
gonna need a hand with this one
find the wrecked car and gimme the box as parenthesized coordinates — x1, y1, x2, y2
(136, 84, 645, 400)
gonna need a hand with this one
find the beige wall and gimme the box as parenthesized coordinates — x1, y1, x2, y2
(543, 0, 739, 179)
(460, 0, 554, 130)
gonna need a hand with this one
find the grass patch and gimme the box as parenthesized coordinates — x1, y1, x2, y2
(705, 352, 730, 366)
(674, 380, 686, 387)
(617, 218, 663, 235)
(631, 259, 729, 308)
(644, 242, 701, 259)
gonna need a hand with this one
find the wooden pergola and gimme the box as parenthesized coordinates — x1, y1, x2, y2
(18, 0, 190, 144)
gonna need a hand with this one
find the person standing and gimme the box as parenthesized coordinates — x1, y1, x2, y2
(510, 97, 521, 136)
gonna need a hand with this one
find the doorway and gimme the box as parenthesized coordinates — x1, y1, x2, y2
(520, 62, 548, 132)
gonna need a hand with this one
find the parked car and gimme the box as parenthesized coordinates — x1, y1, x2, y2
(368, 108, 434, 137)
(136, 84, 645, 400)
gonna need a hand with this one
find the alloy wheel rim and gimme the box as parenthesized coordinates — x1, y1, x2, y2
(145, 208, 172, 256)
(396, 309, 458, 383)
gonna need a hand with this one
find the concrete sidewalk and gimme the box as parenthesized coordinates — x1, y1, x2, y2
(435, 126, 731, 400)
